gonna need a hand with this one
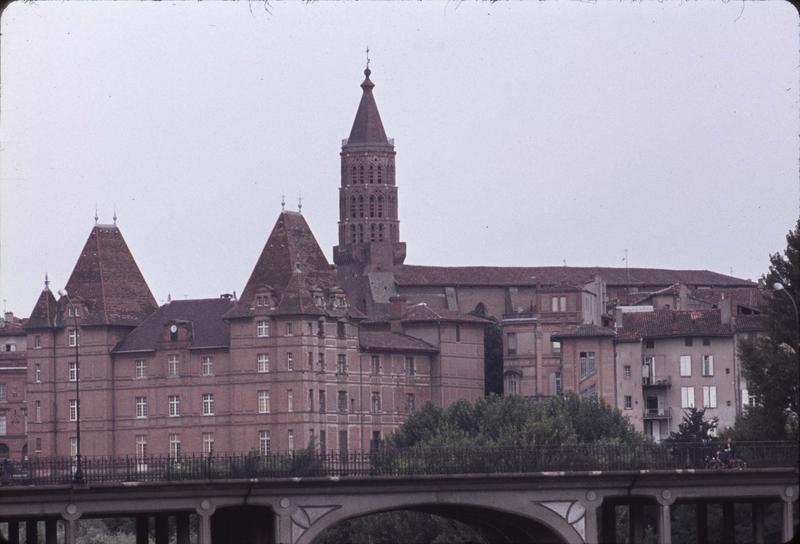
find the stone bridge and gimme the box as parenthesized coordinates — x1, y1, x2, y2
(0, 468, 796, 544)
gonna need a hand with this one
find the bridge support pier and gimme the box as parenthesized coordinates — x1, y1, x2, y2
(782, 497, 795, 542)
(176, 513, 191, 544)
(657, 504, 670, 544)
(752, 501, 764, 544)
(7, 521, 19, 544)
(199, 512, 211, 544)
(44, 519, 56, 544)
(696, 503, 707, 544)
(64, 519, 76, 544)
(25, 519, 38, 544)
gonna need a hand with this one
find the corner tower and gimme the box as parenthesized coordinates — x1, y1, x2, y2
(333, 67, 406, 271)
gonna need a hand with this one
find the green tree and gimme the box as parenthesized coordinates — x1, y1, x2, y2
(482, 320, 504, 396)
(665, 407, 718, 443)
(736, 218, 800, 440)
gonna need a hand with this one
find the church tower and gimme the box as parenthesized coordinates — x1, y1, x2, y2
(333, 66, 406, 271)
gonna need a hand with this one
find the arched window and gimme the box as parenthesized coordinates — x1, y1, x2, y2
(0, 444, 9, 459)
(377, 164, 383, 183)
(359, 165, 365, 184)
(377, 195, 384, 218)
(350, 196, 357, 217)
(378, 224, 384, 241)
(369, 195, 375, 218)
(351, 166, 357, 185)
(504, 372, 521, 396)
(370, 224, 376, 241)
(369, 164, 374, 184)
(358, 196, 364, 218)
(350, 225, 357, 244)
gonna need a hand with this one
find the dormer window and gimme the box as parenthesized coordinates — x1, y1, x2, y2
(169, 324, 178, 342)
(256, 295, 266, 307)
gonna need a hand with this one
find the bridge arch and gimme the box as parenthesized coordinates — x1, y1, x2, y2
(295, 494, 585, 544)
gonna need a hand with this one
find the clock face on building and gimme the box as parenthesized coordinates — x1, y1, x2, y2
(170, 324, 178, 334)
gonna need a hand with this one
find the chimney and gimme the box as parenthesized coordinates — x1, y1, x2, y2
(4, 312, 13, 322)
(389, 295, 406, 333)
(720, 295, 732, 325)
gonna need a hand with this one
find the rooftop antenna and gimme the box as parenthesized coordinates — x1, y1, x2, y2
(298, 193, 303, 213)
(113, 205, 118, 225)
(167, 293, 172, 303)
(281, 194, 286, 212)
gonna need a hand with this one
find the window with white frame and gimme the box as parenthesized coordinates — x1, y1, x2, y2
(623, 365, 632, 378)
(257, 354, 269, 373)
(287, 390, 294, 413)
(202, 394, 215, 416)
(69, 399, 78, 422)
(0, 415, 6, 436)
(679, 355, 692, 377)
(285, 322, 293, 336)
(68, 329, 80, 347)
(404, 356, 415, 376)
(337, 354, 347, 375)
(257, 320, 269, 338)
(702, 386, 717, 408)
(35, 400, 41, 423)
(70, 437, 78, 459)
(68, 362, 78, 382)
(702, 355, 714, 377)
(34, 335, 41, 349)
(681, 387, 695, 409)
(405, 393, 416, 413)
(318, 353, 326, 372)
(287, 352, 294, 371)
(579, 352, 596, 379)
(202, 432, 214, 455)
(624, 395, 632, 409)
(258, 390, 270, 413)
(135, 359, 147, 379)
(168, 395, 180, 417)
(169, 434, 181, 459)
(371, 391, 381, 413)
(506, 333, 517, 356)
(288, 429, 295, 452)
(201, 356, 213, 376)
(0, 384, 5, 402)
(259, 430, 271, 455)
(504, 372, 520, 395)
(551, 296, 567, 312)
(135, 397, 148, 418)
(551, 340, 561, 354)
(338, 390, 348, 413)
(167, 355, 179, 377)
(35, 364, 42, 383)
(371, 355, 380, 375)
(135, 435, 147, 459)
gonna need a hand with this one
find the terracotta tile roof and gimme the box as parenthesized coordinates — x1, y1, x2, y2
(346, 69, 389, 145)
(689, 286, 764, 311)
(359, 330, 437, 353)
(401, 303, 492, 325)
(25, 288, 57, 329)
(551, 324, 616, 340)
(226, 212, 359, 319)
(60, 225, 157, 327)
(113, 298, 235, 353)
(733, 314, 764, 333)
(617, 309, 733, 342)
(395, 265, 754, 288)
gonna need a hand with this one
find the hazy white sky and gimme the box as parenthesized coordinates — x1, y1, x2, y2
(1, 1, 797, 316)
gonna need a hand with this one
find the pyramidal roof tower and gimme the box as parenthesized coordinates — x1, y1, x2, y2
(58, 224, 157, 327)
(333, 65, 406, 272)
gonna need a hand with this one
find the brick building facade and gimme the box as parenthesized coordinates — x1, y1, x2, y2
(9, 66, 764, 459)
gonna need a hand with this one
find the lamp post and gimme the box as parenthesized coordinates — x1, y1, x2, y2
(58, 289, 83, 483)
(773, 282, 800, 338)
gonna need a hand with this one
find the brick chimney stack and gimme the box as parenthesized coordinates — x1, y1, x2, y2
(389, 295, 406, 333)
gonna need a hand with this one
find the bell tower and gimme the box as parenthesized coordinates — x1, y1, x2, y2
(333, 66, 406, 271)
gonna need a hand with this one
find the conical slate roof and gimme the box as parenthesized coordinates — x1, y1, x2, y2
(347, 68, 389, 145)
(26, 287, 57, 329)
(60, 224, 157, 327)
(227, 212, 362, 319)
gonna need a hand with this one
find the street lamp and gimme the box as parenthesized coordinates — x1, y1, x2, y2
(772, 282, 800, 335)
(58, 289, 83, 483)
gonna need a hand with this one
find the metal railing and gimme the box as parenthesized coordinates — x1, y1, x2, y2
(0, 442, 796, 487)
(643, 407, 672, 419)
(642, 376, 671, 387)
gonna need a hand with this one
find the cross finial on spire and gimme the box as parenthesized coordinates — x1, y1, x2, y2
(281, 194, 286, 211)
(298, 193, 303, 213)
(113, 205, 118, 225)
(366, 46, 370, 69)
(44, 272, 50, 289)
(94, 204, 99, 224)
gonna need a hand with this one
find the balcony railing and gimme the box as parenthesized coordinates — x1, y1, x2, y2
(0, 441, 796, 487)
(643, 376, 671, 387)
(643, 407, 672, 419)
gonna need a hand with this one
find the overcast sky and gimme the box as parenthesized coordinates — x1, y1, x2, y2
(1, 1, 797, 316)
